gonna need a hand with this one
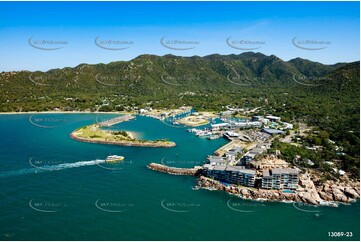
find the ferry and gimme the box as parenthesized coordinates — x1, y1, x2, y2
(105, 155, 124, 163)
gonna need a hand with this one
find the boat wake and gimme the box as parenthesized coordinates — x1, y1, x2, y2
(0, 159, 106, 178)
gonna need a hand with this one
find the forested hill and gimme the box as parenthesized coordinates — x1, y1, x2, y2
(0, 52, 359, 176)
(0, 52, 358, 108)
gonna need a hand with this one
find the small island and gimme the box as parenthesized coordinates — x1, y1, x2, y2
(70, 115, 176, 148)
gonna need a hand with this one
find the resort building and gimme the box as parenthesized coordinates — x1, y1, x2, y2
(207, 156, 227, 165)
(261, 168, 299, 190)
(202, 165, 256, 187)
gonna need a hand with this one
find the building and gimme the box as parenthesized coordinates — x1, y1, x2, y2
(281, 122, 293, 130)
(252, 115, 264, 121)
(207, 156, 227, 165)
(211, 122, 230, 131)
(262, 168, 299, 190)
(250, 156, 289, 170)
(202, 165, 256, 187)
(262, 128, 285, 135)
(266, 115, 281, 122)
(233, 121, 262, 128)
(223, 131, 240, 140)
(261, 170, 273, 189)
(225, 148, 244, 163)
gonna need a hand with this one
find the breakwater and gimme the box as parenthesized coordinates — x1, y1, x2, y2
(147, 163, 202, 175)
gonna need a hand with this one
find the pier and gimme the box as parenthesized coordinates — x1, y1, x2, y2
(97, 115, 135, 127)
(147, 163, 202, 176)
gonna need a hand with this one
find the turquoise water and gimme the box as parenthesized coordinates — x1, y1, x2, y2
(0, 114, 359, 241)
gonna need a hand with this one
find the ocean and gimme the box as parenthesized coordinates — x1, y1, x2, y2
(0, 113, 359, 241)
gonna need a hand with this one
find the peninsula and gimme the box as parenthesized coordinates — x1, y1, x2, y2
(70, 115, 176, 148)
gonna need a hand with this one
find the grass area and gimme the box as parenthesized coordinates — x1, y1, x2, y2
(74, 125, 135, 142)
(72, 124, 176, 147)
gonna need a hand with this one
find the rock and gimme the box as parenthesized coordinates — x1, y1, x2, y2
(344, 187, 360, 199)
(241, 188, 250, 197)
(323, 184, 332, 193)
(299, 192, 318, 205)
(318, 191, 333, 201)
(332, 188, 349, 203)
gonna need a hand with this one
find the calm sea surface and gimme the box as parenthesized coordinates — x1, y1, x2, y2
(0, 114, 359, 241)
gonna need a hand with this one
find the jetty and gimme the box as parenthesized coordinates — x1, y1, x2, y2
(147, 163, 202, 176)
(98, 115, 135, 127)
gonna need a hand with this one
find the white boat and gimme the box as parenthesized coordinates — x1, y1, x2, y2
(197, 131, 212, 137)
(105, 155, 124, 163)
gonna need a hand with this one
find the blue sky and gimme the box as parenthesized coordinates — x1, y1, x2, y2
(0, 1, 359, 71)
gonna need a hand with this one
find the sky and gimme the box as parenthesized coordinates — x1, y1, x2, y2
(0, 1, 359, 72)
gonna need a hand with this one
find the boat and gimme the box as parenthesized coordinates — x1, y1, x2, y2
(105, 155, 124, 163)
(197, 131, 212, 137)
(208, 134, 221, 140)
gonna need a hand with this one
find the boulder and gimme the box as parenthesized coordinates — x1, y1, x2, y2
(241, 188, 250, 197)
(344, 187, 360, 199)
(299, 192, 318, 205)
(318, 191, 333, 201)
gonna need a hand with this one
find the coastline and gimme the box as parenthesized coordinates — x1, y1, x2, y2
(70, 115, 176, 148)
(70, 132, 176, 148)
(0, 111, 136, 115)
(147, 163, 360, 207)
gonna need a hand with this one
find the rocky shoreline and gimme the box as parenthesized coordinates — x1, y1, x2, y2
(196, 175, 360, 206)
(147, 163, 360, 206)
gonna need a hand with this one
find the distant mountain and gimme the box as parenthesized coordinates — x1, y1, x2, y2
(0, 52, 358, 113)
